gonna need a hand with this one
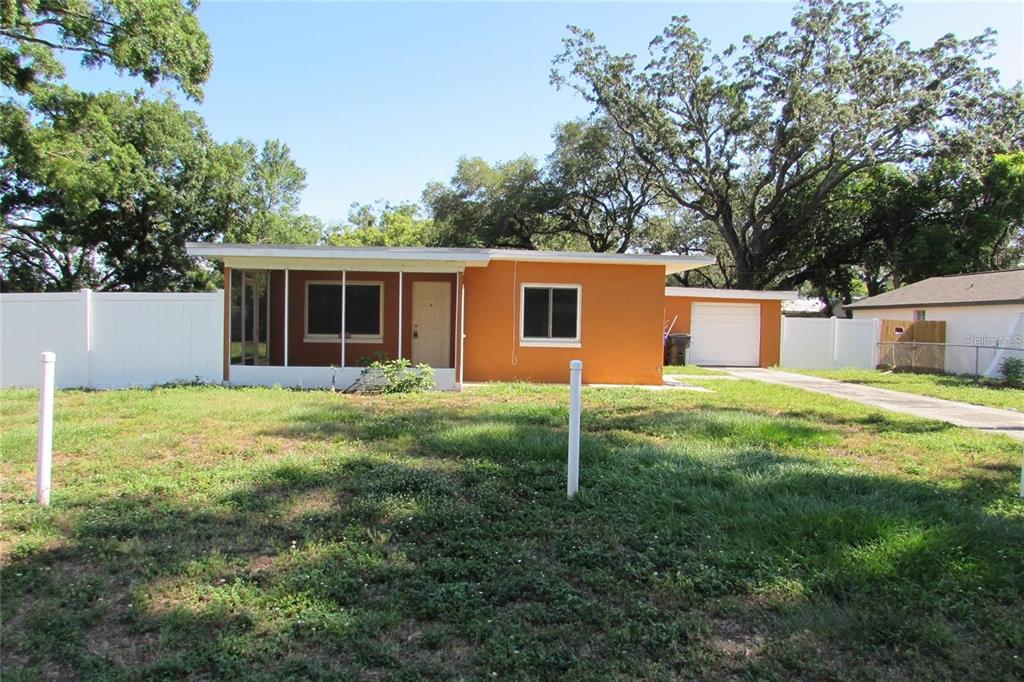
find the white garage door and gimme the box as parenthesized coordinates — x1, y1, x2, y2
(689, 303, 761, 366)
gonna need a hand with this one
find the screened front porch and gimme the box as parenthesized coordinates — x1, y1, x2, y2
(226, 267, 464, 390)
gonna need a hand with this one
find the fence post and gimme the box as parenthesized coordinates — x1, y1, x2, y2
(872, 318, 882, 368)
(80, 288, 93, 389)
(567, 359, 582, 498)
(37, 352, 56, 506)
(830, 317, 839, 368)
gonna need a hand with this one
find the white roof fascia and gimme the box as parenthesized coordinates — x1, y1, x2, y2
(186, 243, 715, 274)
(666, 287, 799, 301)
(186, 242, 490, 266)
(219, 255, 467, 273)
(486, 249, 715, 274)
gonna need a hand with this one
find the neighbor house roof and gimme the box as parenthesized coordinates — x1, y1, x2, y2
(186, 243, 716, 275)
(844, 269, 1024, 310)
(666, 286, 798, 301)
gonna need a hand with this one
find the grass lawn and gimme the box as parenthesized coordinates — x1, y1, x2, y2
(790, 368, 1024, 412)
(663, 365, 727, 376)
(2, 381, 1022, 680)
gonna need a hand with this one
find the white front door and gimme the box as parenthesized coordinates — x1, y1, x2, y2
(689, 302, 761, 366)
(412, 282, 452, 368)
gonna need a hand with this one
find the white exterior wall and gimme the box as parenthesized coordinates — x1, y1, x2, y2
(780, 317, 879, 370)
(1, 290, 223, 389)
(851, 304, 1024, 376)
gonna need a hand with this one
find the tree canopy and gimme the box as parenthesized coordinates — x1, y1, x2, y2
(1, 0, 211, 100)
(1, 90, 320, 290)
(552, 0, 1022, 289)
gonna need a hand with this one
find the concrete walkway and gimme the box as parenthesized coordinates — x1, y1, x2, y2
(724, 368, 1024, 442)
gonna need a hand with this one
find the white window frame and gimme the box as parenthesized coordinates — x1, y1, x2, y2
(913, 309, 926, 321)
(519, 283, 582, 348)
(304, 280, 385, 344)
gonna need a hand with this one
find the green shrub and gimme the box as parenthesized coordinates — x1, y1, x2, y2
(354, 358, 435, 394)
(999, 357, 1024, 387)
(356, 350, 389, 367)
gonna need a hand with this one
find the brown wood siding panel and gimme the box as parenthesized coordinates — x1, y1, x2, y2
(268, 270, 458, 368)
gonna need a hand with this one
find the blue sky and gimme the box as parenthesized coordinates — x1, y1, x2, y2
(61, 1, 1024, 224)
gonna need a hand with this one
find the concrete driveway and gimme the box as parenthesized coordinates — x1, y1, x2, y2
(725, 368, 1024, 442)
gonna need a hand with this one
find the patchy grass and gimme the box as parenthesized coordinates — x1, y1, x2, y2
(664, 365, 728, 376)
(1, 381, 1021, 680)
(791, 368, 1024, 411)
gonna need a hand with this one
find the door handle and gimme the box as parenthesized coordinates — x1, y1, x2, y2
(413, 331, 418, 338)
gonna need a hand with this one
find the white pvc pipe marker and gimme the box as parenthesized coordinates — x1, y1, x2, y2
(567, 359, 582, 498)
(37, 351, 56, 506)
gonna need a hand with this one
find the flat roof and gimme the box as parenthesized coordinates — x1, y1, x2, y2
(186, 243, 716, 274)
(666, 286, 798, 301)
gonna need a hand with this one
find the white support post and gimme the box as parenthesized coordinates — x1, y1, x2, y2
(283, 269, 289, 367)
(340, 270, 347, 368)
(567, 359, 582, 498)
(458, 274, 466, 388)
(398, 271, 404, 360)
(37, 352, 56, 506)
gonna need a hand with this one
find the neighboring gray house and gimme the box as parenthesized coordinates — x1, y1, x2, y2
(845, 269, 1024, 375)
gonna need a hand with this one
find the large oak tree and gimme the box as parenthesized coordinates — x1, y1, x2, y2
(552, 0, 1012, 288)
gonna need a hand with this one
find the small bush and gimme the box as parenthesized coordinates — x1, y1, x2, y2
(352, 358, 435, 394)
(999, 357, 1024, 387)
(356, 350, 390, 367)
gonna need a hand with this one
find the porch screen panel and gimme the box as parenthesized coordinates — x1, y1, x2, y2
(230, 269, 270, 365)
(230, 270, 244, 364)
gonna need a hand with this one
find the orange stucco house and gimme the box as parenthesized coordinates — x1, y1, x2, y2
(186, 243, 716, 389)
(186, 243, 794, 388)
(664, 287, 797, 368)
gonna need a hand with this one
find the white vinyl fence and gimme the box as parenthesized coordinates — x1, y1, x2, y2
(1, 289, 222, 389)
(780, 316, 880, 370)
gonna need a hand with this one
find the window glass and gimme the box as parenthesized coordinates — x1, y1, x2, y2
(306, 282, 382, 338)
(307, 284, 342, 335)
(346, 284, 381, 336)
(522, 286, 579, 340)
(551, 288, 578, 338)
(523, 287, 550, 338)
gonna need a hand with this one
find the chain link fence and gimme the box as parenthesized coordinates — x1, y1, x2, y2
(877, 341, 1024, 378)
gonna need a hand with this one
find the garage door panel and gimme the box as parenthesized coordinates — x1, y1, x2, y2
(689, 303, 760, 366)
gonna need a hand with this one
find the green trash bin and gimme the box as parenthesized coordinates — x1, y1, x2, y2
(666, 333, 691, 366)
